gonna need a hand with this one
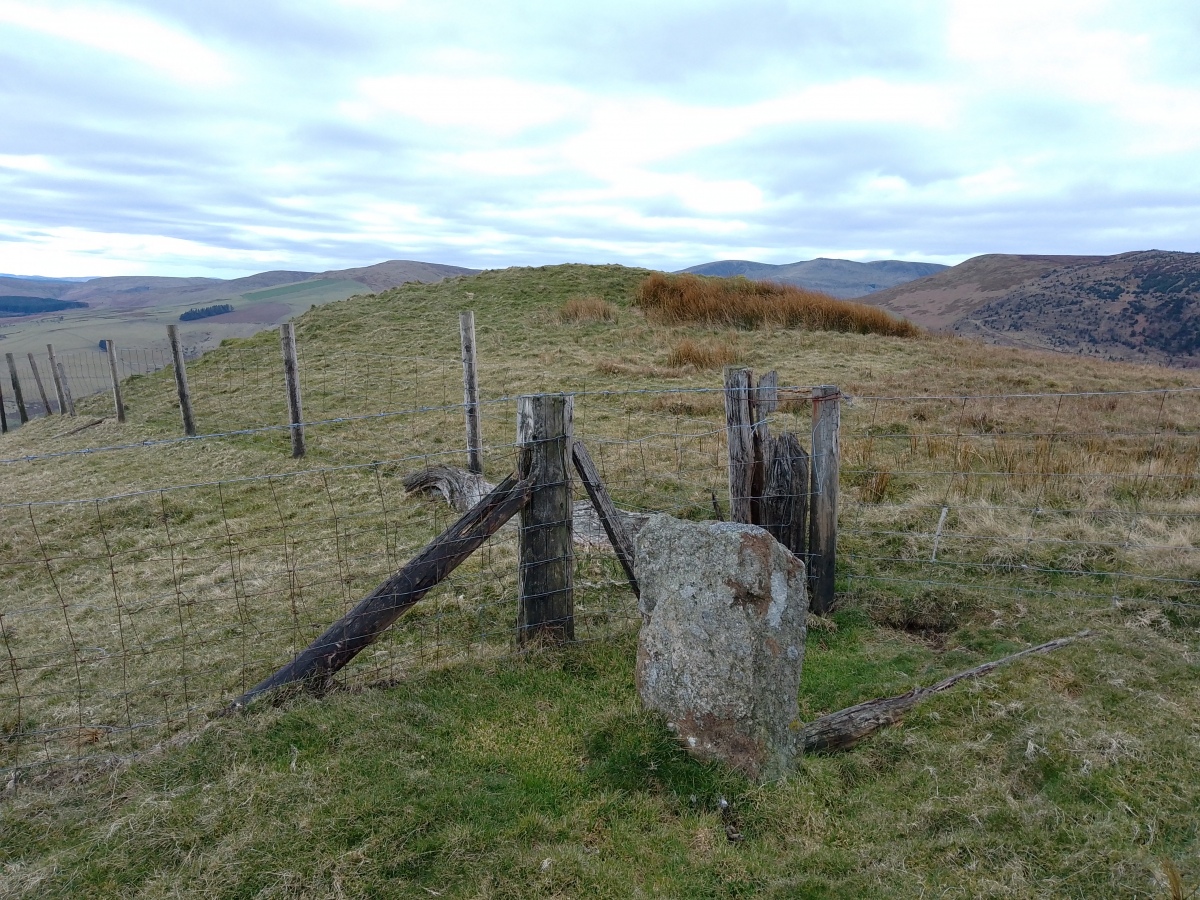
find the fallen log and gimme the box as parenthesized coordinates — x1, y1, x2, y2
(228, 472, 533, 711)
(799, 632, 1089, 753)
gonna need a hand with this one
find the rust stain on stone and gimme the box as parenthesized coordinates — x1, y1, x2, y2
(672, 710, 767, 779)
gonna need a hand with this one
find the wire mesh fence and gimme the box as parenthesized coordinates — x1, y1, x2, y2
(1, 379, 1198, 779)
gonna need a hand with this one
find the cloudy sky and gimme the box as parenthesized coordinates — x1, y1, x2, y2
(1, 0, 1198, 278)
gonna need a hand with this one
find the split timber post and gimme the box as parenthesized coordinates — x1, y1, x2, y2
(166, 325, 196, 436)
(56, 363, 76, 416)
(279, 323, 305, 458)
(5, 354, 28, 424)
(46, 344, 67, 416)
(723, 366, 755, 524)
(459, 310, 483, 474)
(27, 353, 52, 417)
(0, 373, 7, 432)
(516, 393, 575, 645)
(809, 385, 841, 614)
(105, 341, 126, 423)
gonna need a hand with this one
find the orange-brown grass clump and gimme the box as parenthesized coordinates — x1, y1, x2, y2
(666, 336, 739, 370)
(560, 295, 618, 323)
(635, 272, 919, 337)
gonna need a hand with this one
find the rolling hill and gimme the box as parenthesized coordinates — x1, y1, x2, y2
(679, 257, 948, 298)
(0, 259, 480, 359)
(862, 250, 1200, 366)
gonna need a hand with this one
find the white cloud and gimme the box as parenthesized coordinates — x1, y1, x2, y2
(0, 1, 232, 87)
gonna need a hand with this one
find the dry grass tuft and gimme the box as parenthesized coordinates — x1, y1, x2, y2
(560, 295, 618, 324)
(635, 272, 919, 337)
(666, 337, 740, 370)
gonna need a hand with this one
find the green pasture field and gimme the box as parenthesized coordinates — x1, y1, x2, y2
(0, 264, 1197, 898)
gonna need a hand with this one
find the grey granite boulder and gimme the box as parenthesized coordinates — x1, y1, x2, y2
(634, 514, 807, 781)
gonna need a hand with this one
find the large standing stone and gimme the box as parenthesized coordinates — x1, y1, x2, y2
(634, 515, 807, 782)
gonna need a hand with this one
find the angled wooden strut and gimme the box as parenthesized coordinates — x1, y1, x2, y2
(229, 473, 532, 711)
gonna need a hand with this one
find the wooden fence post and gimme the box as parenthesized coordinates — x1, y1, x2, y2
(56, 362, 76, 417)
(279, 323, 305, 458)
(46, 344, 67, 416)
(0, 372, 7, 432)
(723, 366, 754, 524)
(459, 310, 483, 475)
(167, 325, 196, 436)
(762, 432, 809, 560)
(517, 393, 574, 645)
(27, 353, 51, 417)
(809, 385, 841, 614)
(105, 341, 126, 423)
(5, 354, 28, 424)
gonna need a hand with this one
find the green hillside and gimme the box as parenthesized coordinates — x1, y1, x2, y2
(0, 265, 1197, 898)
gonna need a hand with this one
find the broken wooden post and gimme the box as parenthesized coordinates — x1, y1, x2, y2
(459, 310, 483, 475)
(762, 432, 809, 560)
(27, 353, 51, 417)
(572, 438, 639, 597)
(750, 369, 779, 524)
(229, 473, 533, 710)
(279, 323, 305, 458)
(56, 362, 76, 417)
(105, 341, 126, 423)
(46, 344, 67, 416)
(809, 385, 840, 614)
(5, 354, 28, 424)
(723, 366, 754, 524)
(166, 325, 196, 436)
(517, 393, 575, 644)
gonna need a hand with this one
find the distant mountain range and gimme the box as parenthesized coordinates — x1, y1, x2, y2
(0, 260, 479, 312)
(861, 250, 1200, 366)
(679, 258, 949, 298)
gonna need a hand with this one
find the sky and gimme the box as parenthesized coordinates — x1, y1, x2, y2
(1, 0, 1198, 279)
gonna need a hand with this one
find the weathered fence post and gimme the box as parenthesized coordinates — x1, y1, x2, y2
(517, 393, 574, 644)
(723, 366, 755, 524)
(46, 344, 67, 416)
(0, 374, 7, 432)
(279, 323, 305, 458)
(56, 362, 76, 417)
(459, 310, 483, 474)
(5, 353, 28, 424)
(166, 325, 196, 436)
(27, 353, 51, 416)
(809, 385, 841, 614)
(762, 432, 809, 560)
(105, 341, 126, 423)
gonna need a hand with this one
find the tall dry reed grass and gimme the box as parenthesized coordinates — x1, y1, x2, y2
(635, 272, 919, 337)
(559, 295, 618, 323)
(666, 336, 739, 370)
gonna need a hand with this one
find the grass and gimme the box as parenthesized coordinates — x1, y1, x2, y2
(559, 295, 619, 323)
(635, 271, 920, 337)
(0, 263, 1198, 896)
(666, 336, 740, 370)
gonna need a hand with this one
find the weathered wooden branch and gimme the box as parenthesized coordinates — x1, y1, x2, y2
(572, 439, 639, 597)
(228, 473, 532, 711)
(799, 632, 1088, 753)
(404, 464, 648, 551)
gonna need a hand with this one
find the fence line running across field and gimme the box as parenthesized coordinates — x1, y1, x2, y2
(2, 363, 1199, 777)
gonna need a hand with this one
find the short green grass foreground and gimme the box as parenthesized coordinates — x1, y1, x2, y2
(3, 614, 1197, 899)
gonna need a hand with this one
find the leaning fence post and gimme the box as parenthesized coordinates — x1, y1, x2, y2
(279, 323, 305, 458)
(517, 393, 574, 645)
(27, 353, 51, 417)
(46, 344, 67, 416)
(723, 366, 755, 524)
(809, 385, 841, 614)
(56, 362, 76, 417)
(166, 325, 196, 436)
(459, 310, 483, 475)
(105, 341, 126, 423)
(5, 353, 28, 424)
